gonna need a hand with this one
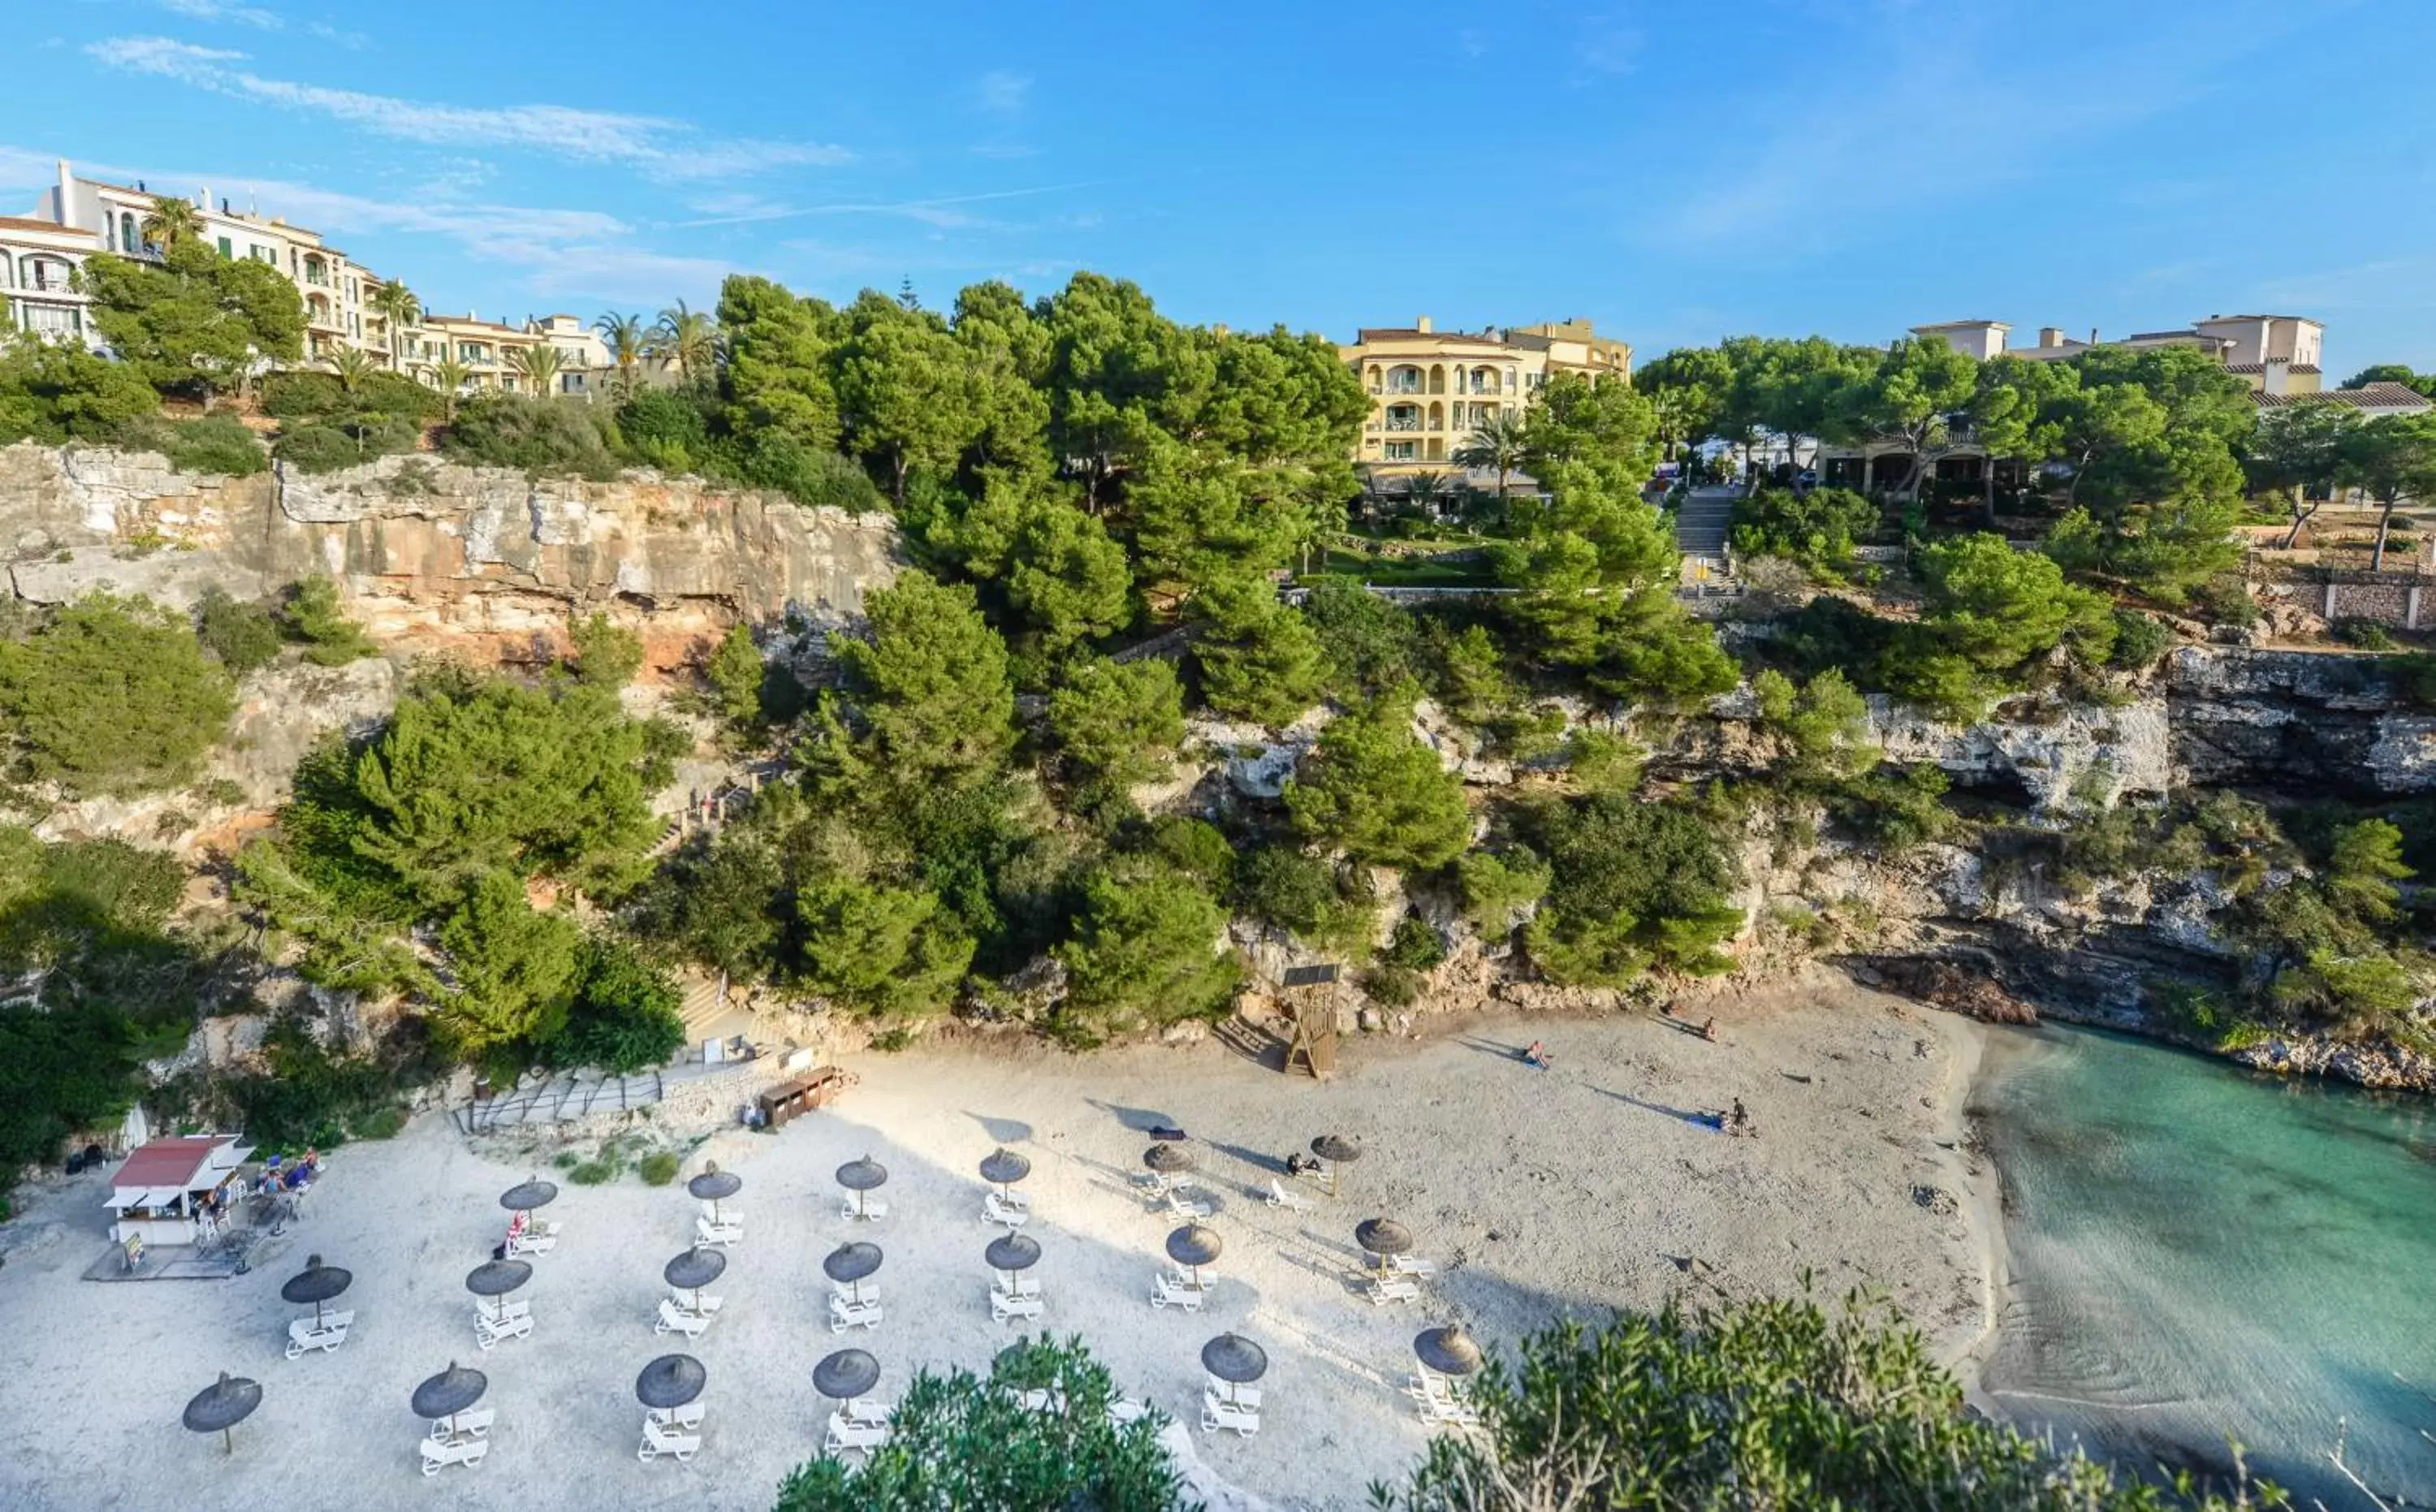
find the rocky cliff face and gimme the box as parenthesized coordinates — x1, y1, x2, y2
(0, 443, 901, 664)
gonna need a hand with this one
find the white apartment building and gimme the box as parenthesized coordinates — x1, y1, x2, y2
(1910, 313, 2327, 396)
(24, 159, 391, 364)
(0, 214, 102, 345)
(404, 310, 614, 397)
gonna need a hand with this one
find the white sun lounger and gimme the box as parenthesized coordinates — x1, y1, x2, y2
(428, 1407, 495, 1441)
(1108, 1398, 1151, 1427)
(506, 1230, 555, 1259)
(1015, 1387, 1067, 1413)
(1161, 1189, 1212, 1220)
(1199, 1391, 1260, 1437)
(637, 1415, 702, 1463)
(991, 1272, 1041, 1298)
(1207, 1378, 1262, 1410)
(1263, 1178, 1315, 1212)
(655, 1298, 713, 1338)
(983, 1192, 1030, 1229)
(1417, 1390, 1481, 1427)
(990, 1290, 1044, 1323)
(1366, 1275, 1422, 1307)
(473, 1310, 532, 1350)
(419, 1433, 490, 1475)
(476, 1298, 532, 1322)
(1391, 1255, 1440, 1277)
(667, 1292, 723, 1317)
(646, 1403, 704, 1431)
(824, 1412, 892, 1454)
(829, 1296, 883, 1333)
(695, 1216, 743, 1248)
(698, 1200, 743, 1225)
(841, 1198, 889, 1222)
(1151, 1274, 1206, 1312)
(844, 1399, 894, 1426)
(995, 1187, 1032, 1208)
(285, 1309, 354, 1359)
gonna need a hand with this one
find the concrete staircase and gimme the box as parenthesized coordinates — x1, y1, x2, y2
(1672, 487, 1737, 560)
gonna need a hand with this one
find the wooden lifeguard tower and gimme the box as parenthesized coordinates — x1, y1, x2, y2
(1281, 963, 1341, 1080)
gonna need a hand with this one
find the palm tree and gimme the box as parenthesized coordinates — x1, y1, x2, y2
(509, 343, 564, 395)
(370, 281, 421, 369)
(1453, 411, 1531, 524)
(428, 356, 473, 422)
(594, 312, 648, 400)
(652, 300, 719, 385)
(139, 194, 204, 255)
(323, 347, 377, 397)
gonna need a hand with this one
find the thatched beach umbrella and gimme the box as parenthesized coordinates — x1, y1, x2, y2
(1165, 1223, 1223, 1289)
(836, 1156, 888, 1219)
(498, 1177, 557, 1213)
(1200, 1333, 1268, 1407)
(1142, 1143, 1194, 1182)
(464, 1257, 532, 1322)
(688, 1161, 742, 1225)
(410, 1360, 487, 1441)
(182, 1371, 262, 1455)
(279, 1252, 352, 1328)
(823, 1242, 883, 1307)
(1355, 1216, 1414, 1272)
(978, 1147, 1032, 1199)
(1311, 1134, 1361, 1197)
(1414, 1324, 1484, 1380)
(663, 1246, 726, 1312)
(985, 1231, 1042, 1292)
(814, 1348, 880, 1413)
(636, 1354, 706, 1412)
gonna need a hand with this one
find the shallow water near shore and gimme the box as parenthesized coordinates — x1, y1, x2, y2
(1973, 1022, 2436, 1505)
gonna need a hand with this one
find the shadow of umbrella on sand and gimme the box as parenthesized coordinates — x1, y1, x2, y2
(824, 1242, 883, 1307)
(410, 1360, 486, 1442)
(280, 1253, 351, 1329)
(183, 1371, 262, 1456)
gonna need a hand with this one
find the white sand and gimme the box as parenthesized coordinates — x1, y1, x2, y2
(0, 979, 1992, 1512)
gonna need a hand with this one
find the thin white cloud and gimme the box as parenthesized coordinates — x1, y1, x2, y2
(1575, 14, 1641, 75)
(85, 36, 849, 179)
(305, 19, 369, 49)
(158, 0, 283, 29)
(670, 181, 1104, 231)
(977, 71, 1032, 115)
(0, 143, 733, 307)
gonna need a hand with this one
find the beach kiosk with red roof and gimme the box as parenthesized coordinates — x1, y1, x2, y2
(105, 1136, 253, 1249)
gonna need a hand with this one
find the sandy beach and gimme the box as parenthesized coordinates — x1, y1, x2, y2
(0, 978, 1993, 1512)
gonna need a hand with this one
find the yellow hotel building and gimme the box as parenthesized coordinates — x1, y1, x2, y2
(1342, 316, 1631, 486)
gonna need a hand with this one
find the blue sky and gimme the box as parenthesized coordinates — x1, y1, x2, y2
(7, 0, 2432, 374)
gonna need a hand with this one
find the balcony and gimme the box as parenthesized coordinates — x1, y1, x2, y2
(1384, 417, 1422, 433)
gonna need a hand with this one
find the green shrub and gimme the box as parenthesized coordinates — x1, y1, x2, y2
(262, 369, 435, 426)
(637, 1151, 681, 1186)
(1382, 914, 1446, 970)
(158, 415, 268, 476)
(1730, 486, 1880, 576)
(0, 593, 237, 797)
(273, 423, 376, 474)
(567, 1156, 617, 1185)
(550, 935, 685, 1074)
(2110, 609, 2175, 670)
(219, 1016, 409, 1151)
(1829, 765, 1959, 853)
(443, 392, 621, 480)
(194, 586, 283, 674)
(2336, 617, 2396, 650)
(280, 578, 377, 665)
(1234, 845, 1372, 957)
(1373, 1291, 2267, 1512)
(772, 1337, 1189, 1512)
(732, 430, 888, 512)
(1362, 963, 1423, 1006)
(1521, 792, 1742, 985)
(0, 337, 160, 443)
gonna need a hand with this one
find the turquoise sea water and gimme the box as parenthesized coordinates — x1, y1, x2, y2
(1972, 1024, 2436, 1506)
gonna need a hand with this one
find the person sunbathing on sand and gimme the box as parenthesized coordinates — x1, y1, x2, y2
(1523, 1041, 1552, 1069)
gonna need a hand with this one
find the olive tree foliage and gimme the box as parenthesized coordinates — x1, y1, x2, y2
(1370, 1293, 2281, 1512)
(772, 1337, 1193, 1512)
